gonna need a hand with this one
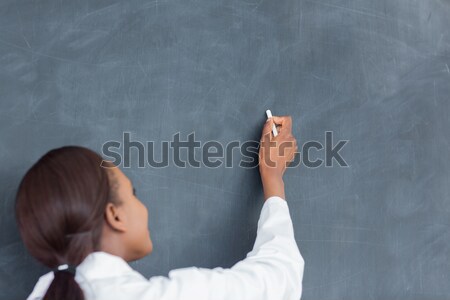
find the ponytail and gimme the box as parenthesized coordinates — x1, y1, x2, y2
(44, 271, 84, 300)
(15, 146, 119, 300)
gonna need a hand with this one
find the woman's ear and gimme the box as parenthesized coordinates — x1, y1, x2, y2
(104, 202, 127, 233)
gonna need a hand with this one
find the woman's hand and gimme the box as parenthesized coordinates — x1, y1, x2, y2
(258, 115, 298, 200)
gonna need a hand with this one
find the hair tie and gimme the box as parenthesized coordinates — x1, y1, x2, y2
(53, 264, 76, 276)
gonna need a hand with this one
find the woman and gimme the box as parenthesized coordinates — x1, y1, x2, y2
(16, 116, 303, 300)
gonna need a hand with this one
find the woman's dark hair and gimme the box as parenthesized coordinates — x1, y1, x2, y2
(15, 146, 120, 300)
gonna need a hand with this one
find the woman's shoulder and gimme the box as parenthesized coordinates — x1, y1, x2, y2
(26, 271, 54, 300)
(27, 252, 151, 300)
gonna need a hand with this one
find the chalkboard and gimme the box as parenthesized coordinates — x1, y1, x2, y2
(1, 0, 449, 299)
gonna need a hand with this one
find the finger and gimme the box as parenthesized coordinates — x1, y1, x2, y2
(261, 118, 274, 141)
(275, 124, 282, 134)
(271, 116, 292, 133)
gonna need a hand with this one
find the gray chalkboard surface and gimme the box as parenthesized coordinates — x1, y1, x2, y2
(1, 1, 449, 299)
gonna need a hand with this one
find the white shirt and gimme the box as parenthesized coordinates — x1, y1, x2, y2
(28, 196, 304, 300)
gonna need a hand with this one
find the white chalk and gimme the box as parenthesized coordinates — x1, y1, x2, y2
(265, 109, 278, 137)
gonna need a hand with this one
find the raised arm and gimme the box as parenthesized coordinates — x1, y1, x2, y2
(143, 115, 303, 300)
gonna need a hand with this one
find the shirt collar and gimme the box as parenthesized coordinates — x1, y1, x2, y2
(77, 251, 133, 280)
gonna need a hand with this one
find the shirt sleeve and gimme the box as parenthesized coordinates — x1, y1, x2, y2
(147, 196, 304, 300)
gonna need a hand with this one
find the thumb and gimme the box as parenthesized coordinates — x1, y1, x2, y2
(261, 118, 274, 141)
